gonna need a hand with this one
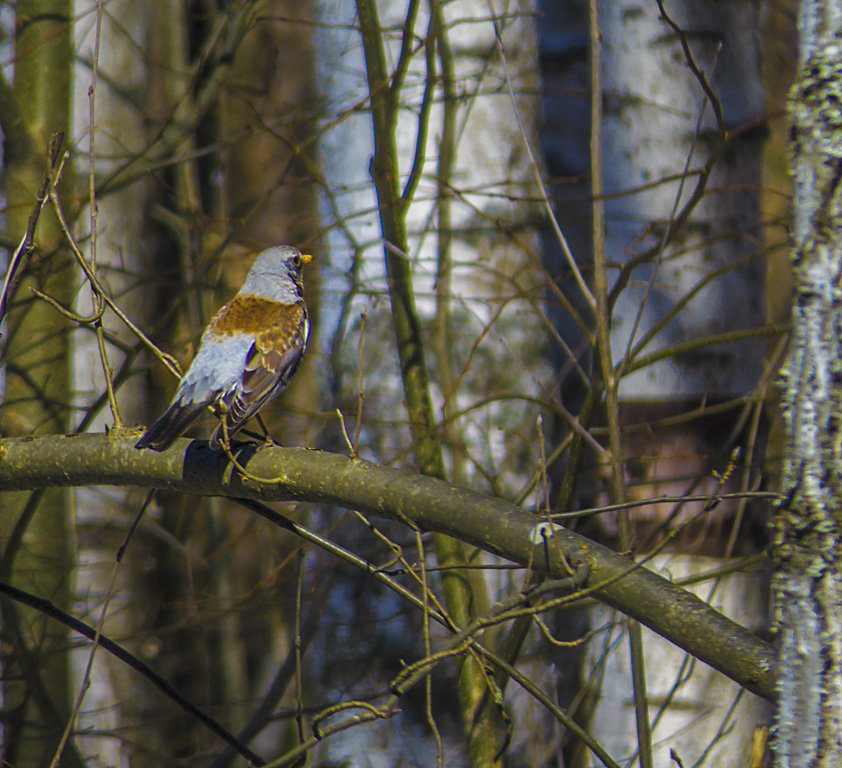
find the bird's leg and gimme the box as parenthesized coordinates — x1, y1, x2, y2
(255, 414, 277, 447)
(213, 399, 235, 451)
(219, 413, 234, 452)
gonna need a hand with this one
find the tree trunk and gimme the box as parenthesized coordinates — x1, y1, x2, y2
(775, 2, 842, 765)
(68, 2, 164, 765)
(542, 1, 771, 765)
(315, 0, 548, 763)
(0, 1, 77, 765)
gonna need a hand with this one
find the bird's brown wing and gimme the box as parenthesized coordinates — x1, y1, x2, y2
(210, 303, 308, 447)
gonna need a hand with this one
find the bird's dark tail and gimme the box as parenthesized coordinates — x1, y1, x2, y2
(135, 402, 208, 451)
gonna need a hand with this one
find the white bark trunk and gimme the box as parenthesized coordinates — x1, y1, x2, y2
(775, 2, 842, 765)
(602, 0, 765, 399)
(580, 3, 770, 764)
(315, 0, 548, 761)
(317, 0, 549, 499)
(586, 556, 769, 767)
(70, 3, 157, 765)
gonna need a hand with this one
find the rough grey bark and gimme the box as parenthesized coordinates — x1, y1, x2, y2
(775, 2, 842, 765)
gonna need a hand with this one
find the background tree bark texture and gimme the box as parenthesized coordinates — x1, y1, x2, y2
(68, 4, 159, 764)
(0, 2, 77, 765)
(543, 2, 778, 765)
(315, 1, 549, 763)
(0, 0, 803, 766)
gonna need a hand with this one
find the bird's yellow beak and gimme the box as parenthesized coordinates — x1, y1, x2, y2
(300, 253, 313, 265)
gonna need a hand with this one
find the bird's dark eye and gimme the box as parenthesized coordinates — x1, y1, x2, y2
(292, 255, 301, 268)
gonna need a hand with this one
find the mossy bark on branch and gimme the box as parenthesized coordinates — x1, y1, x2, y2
(0, 433, 778, 702)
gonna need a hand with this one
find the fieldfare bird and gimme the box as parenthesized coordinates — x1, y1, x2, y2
(135, 245, 311, 451)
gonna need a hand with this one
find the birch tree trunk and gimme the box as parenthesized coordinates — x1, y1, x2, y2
(542, 1, 772, 765)
(67, 3, 164, 765)
(775, 2, 842, 765)
(315, 0, 549, 763)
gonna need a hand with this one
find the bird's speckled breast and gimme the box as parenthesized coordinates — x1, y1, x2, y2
(208, 295, 304, 336)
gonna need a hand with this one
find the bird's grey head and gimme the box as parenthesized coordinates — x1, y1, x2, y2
(239, 245, 312, 301)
